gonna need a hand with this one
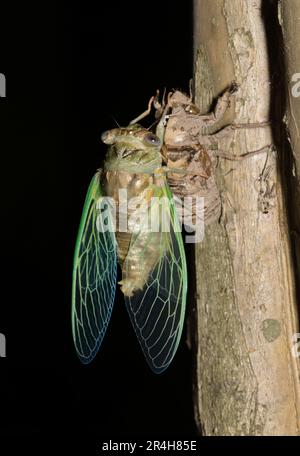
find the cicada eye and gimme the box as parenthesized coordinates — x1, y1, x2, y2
(144, 133, 161, 147)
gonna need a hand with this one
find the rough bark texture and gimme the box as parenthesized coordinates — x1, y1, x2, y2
(193, 0, 300, 435)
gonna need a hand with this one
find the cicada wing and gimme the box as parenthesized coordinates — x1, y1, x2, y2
(72, 171, 117, 364)
(124, 182, 187, 373)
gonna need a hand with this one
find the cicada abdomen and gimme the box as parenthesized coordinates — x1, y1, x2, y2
(72, 119, 187, 373)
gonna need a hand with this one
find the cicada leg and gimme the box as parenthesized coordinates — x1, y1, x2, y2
(212, 144, 275, 162)
(155, 92, 173, 145)
(129, 95, 155, 125)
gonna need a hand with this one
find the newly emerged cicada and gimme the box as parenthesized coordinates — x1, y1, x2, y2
(72, 103, 187, 373)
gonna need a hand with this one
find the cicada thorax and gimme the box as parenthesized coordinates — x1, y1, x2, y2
(101, 125, 166, 297)
(163, 91, 222, 227)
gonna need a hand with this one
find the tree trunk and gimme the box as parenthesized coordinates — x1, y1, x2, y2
(193, 0, 300, 436)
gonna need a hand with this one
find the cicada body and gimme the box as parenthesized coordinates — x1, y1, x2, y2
(72, 121, 187, 373)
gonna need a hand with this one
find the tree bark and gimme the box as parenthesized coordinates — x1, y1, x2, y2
(193, 0, 300, 435)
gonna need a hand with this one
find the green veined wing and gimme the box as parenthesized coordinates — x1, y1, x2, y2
(124, 180, 187, 373)
(72, 171, 117, 363)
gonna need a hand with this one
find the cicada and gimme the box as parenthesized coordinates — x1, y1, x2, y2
(71, 101, 187, 373)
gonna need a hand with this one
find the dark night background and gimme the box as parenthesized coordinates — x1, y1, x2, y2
(0, 0, 197, 451)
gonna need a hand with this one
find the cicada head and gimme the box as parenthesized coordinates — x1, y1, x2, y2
(101, 124, 162, 172)
(167, 90, 200, 115)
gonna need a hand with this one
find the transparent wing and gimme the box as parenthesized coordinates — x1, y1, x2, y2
(124, 182, 187, 373)
(72, 171, 117, 364)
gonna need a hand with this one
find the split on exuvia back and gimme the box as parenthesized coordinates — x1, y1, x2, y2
(71, 96, 188, 373)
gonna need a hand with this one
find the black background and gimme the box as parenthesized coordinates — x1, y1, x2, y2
(0, 0, 196, 451)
